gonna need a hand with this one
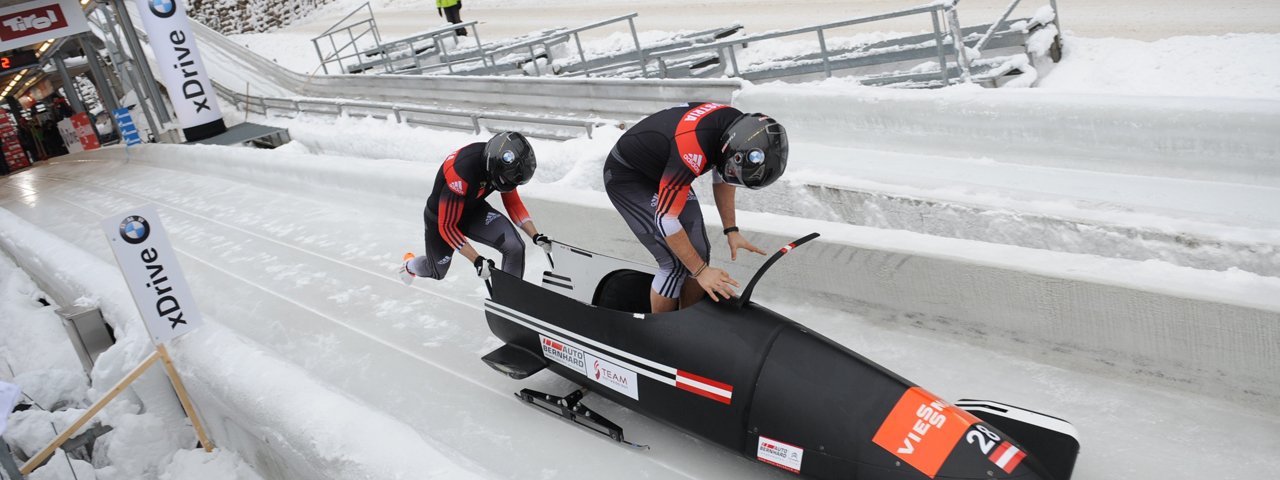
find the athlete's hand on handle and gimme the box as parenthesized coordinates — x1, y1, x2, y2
(694, 265, 739, 302)
(474, 256, 496, 279)
(727, 231, 766, 261)
(532, 233, 553, 255)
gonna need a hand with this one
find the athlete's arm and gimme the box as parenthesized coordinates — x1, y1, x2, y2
(656, 163, 738, 301)
(665, 229, 738, 301)
(439, 184, 481, 263)
(500, 190, 539, 238)
(712, 180, 765, 261)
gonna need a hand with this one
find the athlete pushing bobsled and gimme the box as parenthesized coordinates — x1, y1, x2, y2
(604, 102, 789, 312)
(400, 132, 553, 284)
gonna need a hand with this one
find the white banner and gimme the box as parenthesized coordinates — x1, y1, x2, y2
(132, 0, 224, 140)
(56, 117, 81, 154)
(101, 204, 203, 345)
(0, 0, 89, 52)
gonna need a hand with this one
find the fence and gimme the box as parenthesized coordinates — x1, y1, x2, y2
(215, 85, 606, 141)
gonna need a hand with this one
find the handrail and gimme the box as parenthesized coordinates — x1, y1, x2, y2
(483, 13, 638, 59)
(213, 84, 604, 140)
(647, 2, 968, 84)
(314, 2, 375, 39)
(655, 4, 942, 60)
(974, 0, 1024, 53)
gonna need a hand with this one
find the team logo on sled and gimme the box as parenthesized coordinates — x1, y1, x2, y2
(119, 215, 151, 244)
(587, 354, 639, 400)
(872, 387, 975, 478)
(757, 436, 804, 473)
(540, 334, 587, 372)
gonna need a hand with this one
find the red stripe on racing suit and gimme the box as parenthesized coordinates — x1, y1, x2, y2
(655, 103, 730, 237)
(438, 149, 470, 250)
(501, 190, 532, 226)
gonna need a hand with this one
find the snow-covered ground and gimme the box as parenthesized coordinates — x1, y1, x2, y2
(3, 0, 1279, 479)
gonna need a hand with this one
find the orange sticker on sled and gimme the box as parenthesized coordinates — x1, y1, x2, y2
(872, 387, 976, 478)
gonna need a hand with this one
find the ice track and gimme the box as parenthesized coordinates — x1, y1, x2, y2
(2, 152, 1279, 479)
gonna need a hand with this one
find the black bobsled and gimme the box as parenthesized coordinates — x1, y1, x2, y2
(481, 234, 1079, 479)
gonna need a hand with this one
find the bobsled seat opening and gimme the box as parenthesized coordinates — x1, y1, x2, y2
(593, 269, 654, 314)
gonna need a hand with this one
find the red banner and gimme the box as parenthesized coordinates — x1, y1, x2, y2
(71, 111, 99, 151)
(0, 4, 69, 41)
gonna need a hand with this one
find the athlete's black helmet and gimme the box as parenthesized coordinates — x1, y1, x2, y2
(484, 131, 536, 192)
(717, 114, 788, 189)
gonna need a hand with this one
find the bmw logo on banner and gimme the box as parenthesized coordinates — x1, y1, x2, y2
(149, 0, 176, 17)
(102, 204, 203, 345)
(119, 215, 150, 244)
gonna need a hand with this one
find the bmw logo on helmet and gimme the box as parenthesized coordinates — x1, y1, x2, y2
(149, 0, 177, 18)
(119, 215, 151, 245)
(501, 150, 516, 164)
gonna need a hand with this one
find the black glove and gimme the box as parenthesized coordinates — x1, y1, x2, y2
(474, 256, 495, 279)
(437, 7, 443, 17)
(532, 233, 553, 255)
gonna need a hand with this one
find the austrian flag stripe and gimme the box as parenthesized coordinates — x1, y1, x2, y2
(989, 442, 1026, 474)
(676, 370, 733, 404)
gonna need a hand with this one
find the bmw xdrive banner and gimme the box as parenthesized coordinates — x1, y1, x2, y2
(102, 204, 204, 345)
(133, 0, 225, 141)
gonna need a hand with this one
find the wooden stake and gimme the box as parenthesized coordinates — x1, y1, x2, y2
(20, 351, 161, 475)
(156, 343, 214, 453)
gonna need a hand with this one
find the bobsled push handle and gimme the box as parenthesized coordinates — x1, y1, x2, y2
(735, 232, 820, 308)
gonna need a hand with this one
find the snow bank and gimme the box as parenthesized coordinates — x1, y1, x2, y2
(1038, 33, 1280, 100)
(735, 77, 1280, 187)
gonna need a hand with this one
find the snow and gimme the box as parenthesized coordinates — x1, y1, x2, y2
(1037, 33, 1280, 99)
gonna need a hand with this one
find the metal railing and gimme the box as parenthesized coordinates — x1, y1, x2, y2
(215, 84, 605, 141)
(487, 13, 646, 77)
(401, 13, 647, 77)
(311, 2, 385, 74)
(351, 21, 488, 75)
(649, 1, 971, 85)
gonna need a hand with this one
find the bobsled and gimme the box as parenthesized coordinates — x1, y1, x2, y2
(480, 233, 1079, 479)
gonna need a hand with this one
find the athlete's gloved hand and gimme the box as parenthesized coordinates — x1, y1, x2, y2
(532, 233, 553, 255)
(474, 256, 496, 279)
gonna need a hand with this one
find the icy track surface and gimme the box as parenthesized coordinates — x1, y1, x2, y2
(2, 149, 1278, 479)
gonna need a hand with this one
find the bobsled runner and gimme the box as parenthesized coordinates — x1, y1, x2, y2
(480, 233, 1080, 479)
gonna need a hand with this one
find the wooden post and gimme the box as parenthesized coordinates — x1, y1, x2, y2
(20, 351, 161, 475)
(156, 344, 214, 452)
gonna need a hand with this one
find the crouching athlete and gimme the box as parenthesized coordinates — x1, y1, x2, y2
(604, 102, 788, 313)
(401, 132, 552, 283)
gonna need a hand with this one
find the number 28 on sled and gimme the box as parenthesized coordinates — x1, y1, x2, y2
(478, 233, 1081, 479)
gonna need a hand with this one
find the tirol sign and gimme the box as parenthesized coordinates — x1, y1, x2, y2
(133, 0, 225, 142)
(0, 0, 89, 51)
(101, 205, 203, 345)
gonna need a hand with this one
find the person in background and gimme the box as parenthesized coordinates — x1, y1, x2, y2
(438, 0, 468, 37)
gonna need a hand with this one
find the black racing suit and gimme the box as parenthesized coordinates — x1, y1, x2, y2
(603, 102, 742, 299)
(409, 142, 531, 279)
